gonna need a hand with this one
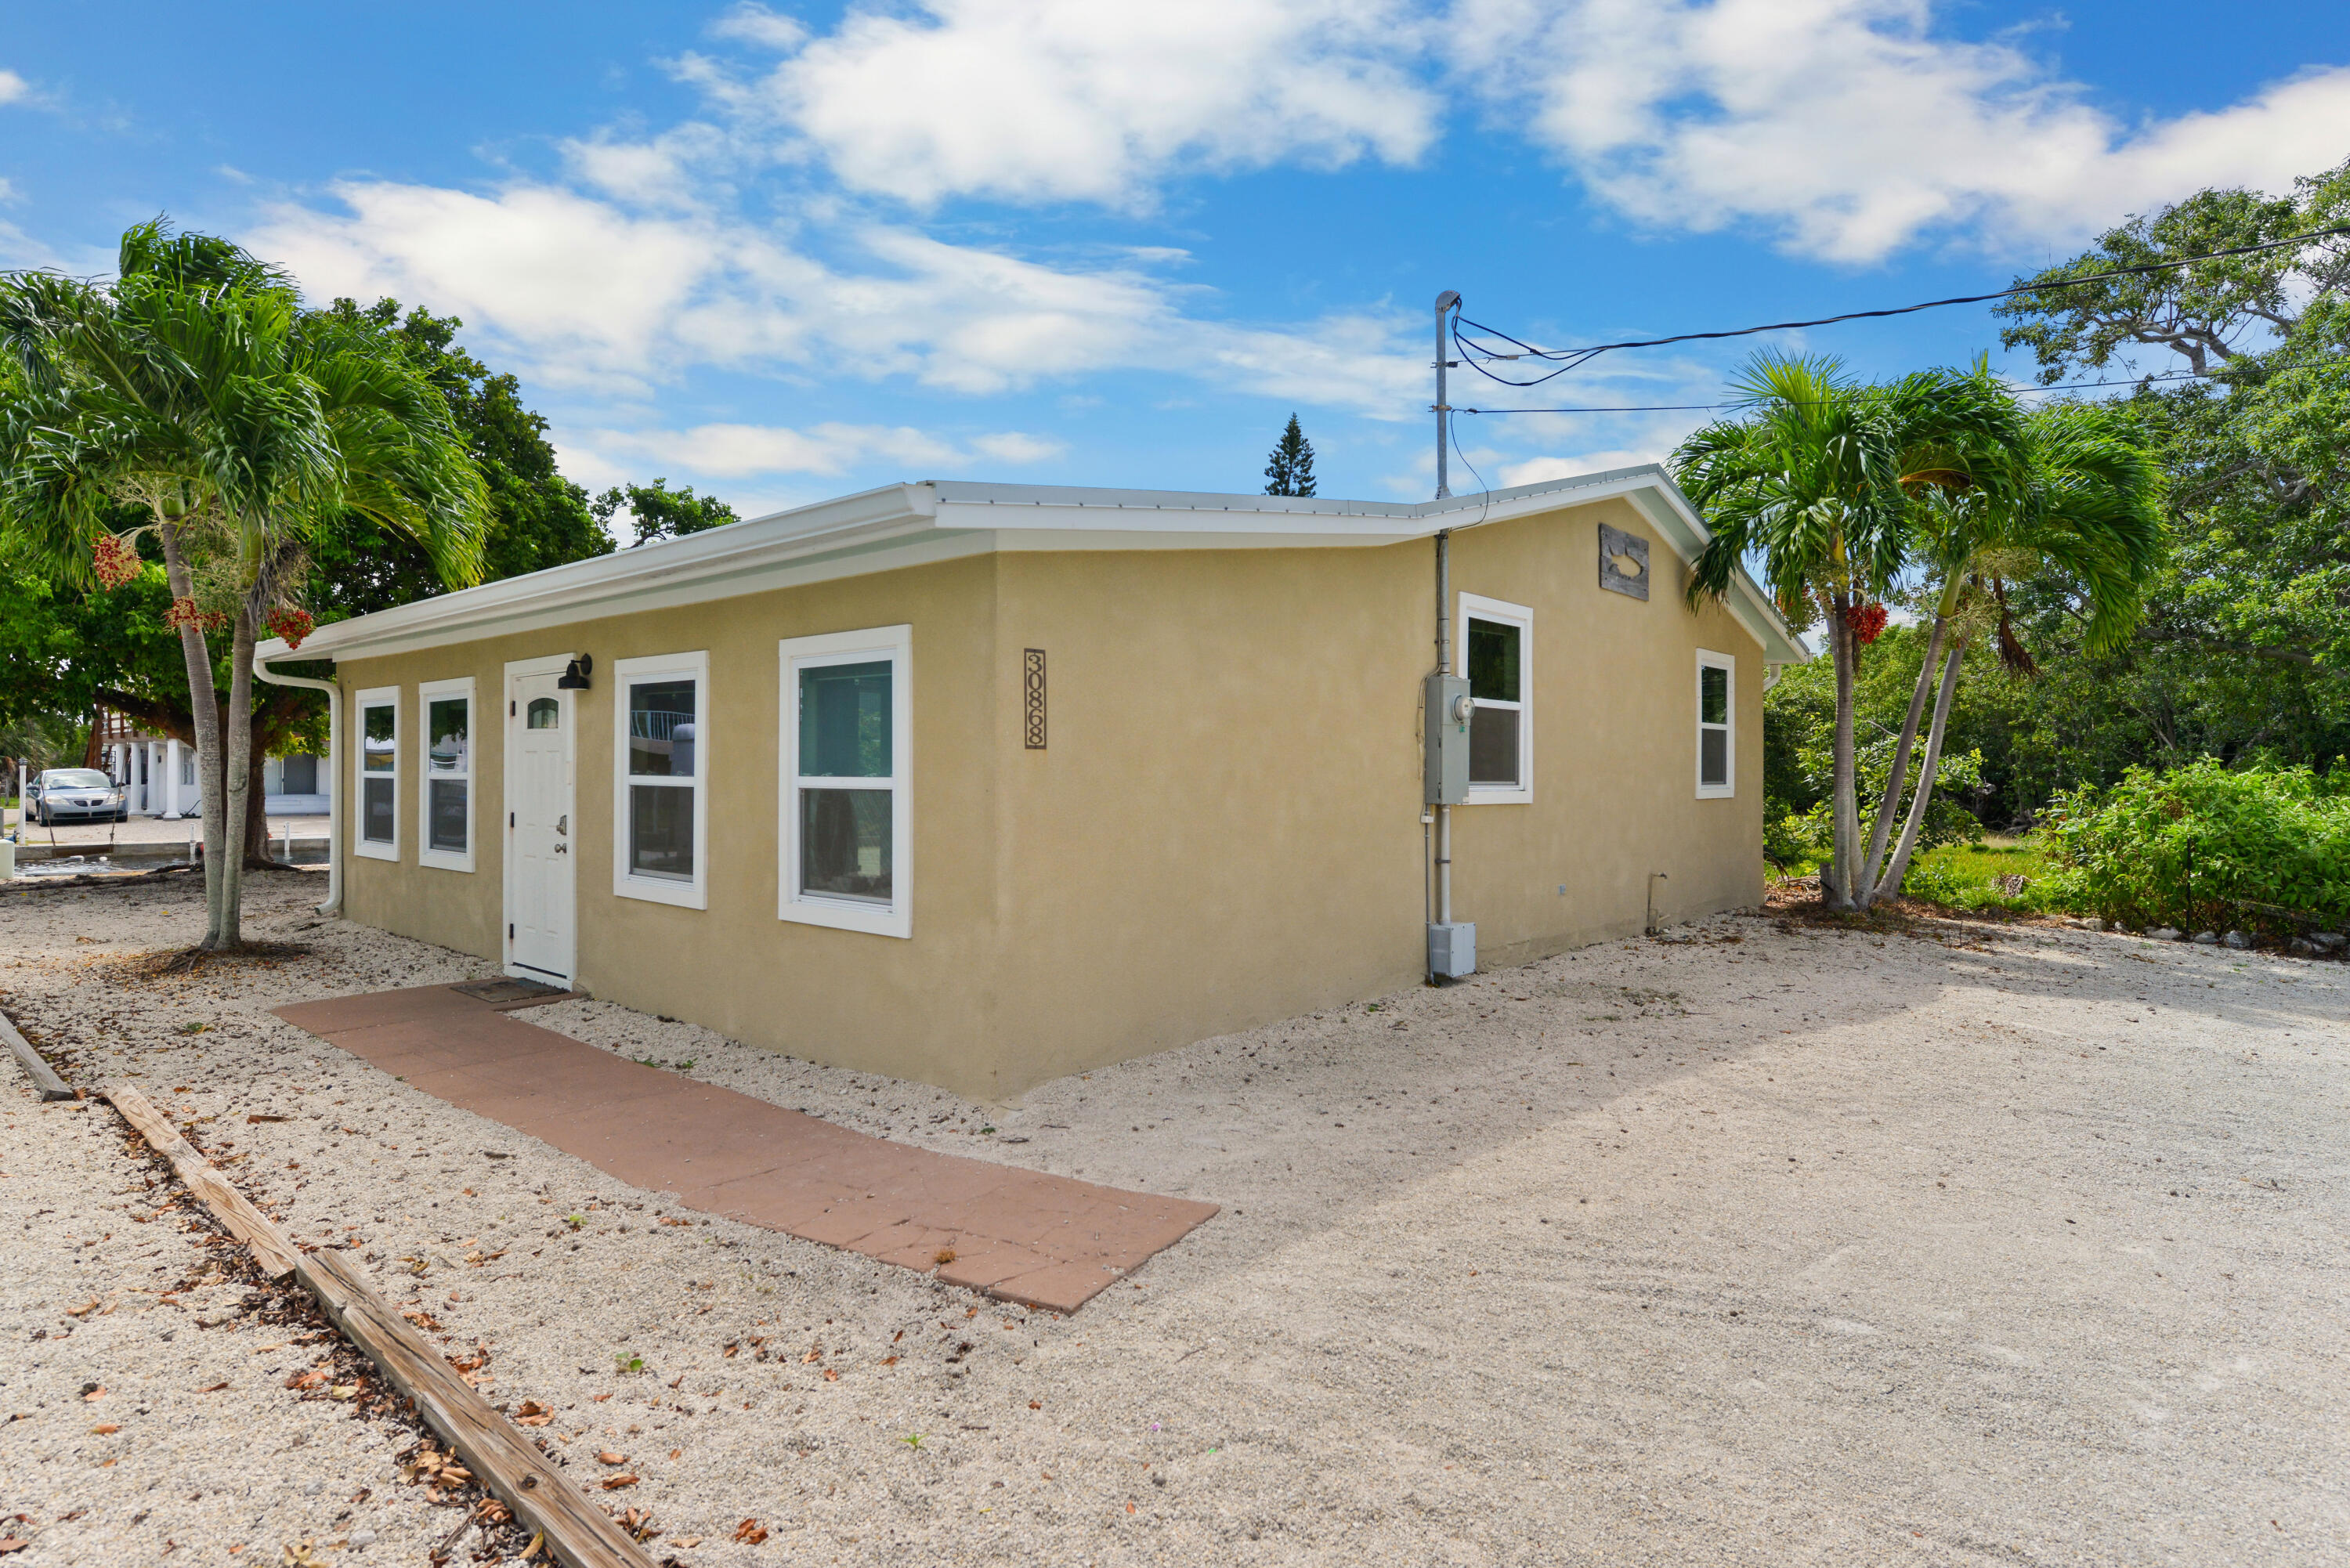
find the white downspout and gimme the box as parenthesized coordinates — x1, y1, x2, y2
(252, 655, 342, 916)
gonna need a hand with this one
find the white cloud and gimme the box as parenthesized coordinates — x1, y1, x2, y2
(575, 419, 1063, 479)
(707, 3, 807, 50)
(1450, 0, 2350, 262)
(248, 178, 1430, 414)
(0, 70, 30, 107)
(1497, 448, 1665, 488)
(735, 0, 1438, 207)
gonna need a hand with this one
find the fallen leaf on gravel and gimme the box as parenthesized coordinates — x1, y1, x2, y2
(600, 1473, 639, 1490)
(598, 1451, 627, 1465)
(512, 1401, 554, 1426)
(284, 1371, 327, 1391)
(1029, 1400, 1042, 1410)
(328, 1385, 360, 1400)
(672, 1536, 702, 1548)
(613, 1506, 657, 1541)
(65, 1299, 98, 1317)
(519, 1531, 544, 1561)
(247, 1114, 287, 1124)
(733, 1520, 767, 1545)
(0, 1541, 26, 1555)
(90, 1424, 119, 1434)
(81, 1386, 106, 1401)
(822, 1369, 840, 1382)
(1127, 1502, 1137, 1515)
(801, 1348, 821, 1364)
(280, 1541, 327, 1566)
(880, 1356, 898, 1367)
(195, 1382, 227, 1394)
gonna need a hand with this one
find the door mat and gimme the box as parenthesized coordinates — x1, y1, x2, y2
(450, 977, 577, 1010)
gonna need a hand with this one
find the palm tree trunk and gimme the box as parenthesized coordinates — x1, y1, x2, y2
(157, 524, 231, 948)
(1824, 603, 1859, 912)
(1880, 637, 1969, 896)
(1856, 613, 1948, 905)
(218, 609, 255, 950)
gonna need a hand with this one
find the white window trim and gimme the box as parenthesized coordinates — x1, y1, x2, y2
(779, 624, 912, 940)
(612, 650, 710, 911)
(1697, 648, 1736, 799)
(1459, 591, 1533, 804)
(353, 685, 400, 862)
(416, 676, 476, 873)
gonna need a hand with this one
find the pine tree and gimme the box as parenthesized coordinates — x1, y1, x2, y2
(1263, 414, 1317, 497)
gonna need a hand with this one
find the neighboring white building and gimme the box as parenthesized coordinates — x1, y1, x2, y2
(93, 709, 331, 818)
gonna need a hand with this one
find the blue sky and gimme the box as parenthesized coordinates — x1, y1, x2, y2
(4, 2, 2345, 523)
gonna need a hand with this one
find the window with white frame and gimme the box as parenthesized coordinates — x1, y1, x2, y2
(1697, 650, 1735, 797)
(418, 677, 474, 870)
(780, 625, 911, 939)
(355, 688, 400, 858)
(613, 652, 707, 909)
(1460, 593, 1532, 803)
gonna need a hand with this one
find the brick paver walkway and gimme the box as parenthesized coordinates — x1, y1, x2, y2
(275, 983, 1217, 1312)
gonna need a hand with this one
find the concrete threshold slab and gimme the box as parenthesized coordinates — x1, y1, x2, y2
(274, 983, 1217, 1313)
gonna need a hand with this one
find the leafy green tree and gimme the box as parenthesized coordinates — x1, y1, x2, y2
(1989, 160, 2350, 763)
(307, 299, 610, 615)
(1263, 414, 1317, 497)
(595, 478, 737, 547)
(0, 220, 487, 950)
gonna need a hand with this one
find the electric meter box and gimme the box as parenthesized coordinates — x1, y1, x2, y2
(1424, 673, 1471, 804)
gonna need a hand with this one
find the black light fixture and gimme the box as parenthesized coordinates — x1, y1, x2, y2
(557, 653, 593, 691)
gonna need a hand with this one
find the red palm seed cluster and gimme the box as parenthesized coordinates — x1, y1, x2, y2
(164, 597, 231, 634)
(266, 607, 316, 650)
(91, 533, 142, 590)
(1843, 602, 1889, 645)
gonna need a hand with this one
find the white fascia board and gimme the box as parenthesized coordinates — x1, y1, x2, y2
(254, 464, 1810, 669)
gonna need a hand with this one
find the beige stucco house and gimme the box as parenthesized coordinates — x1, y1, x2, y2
(255, 468, 1804, 1100)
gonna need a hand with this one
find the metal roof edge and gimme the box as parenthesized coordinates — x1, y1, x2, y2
(256, 466, 1810, 668)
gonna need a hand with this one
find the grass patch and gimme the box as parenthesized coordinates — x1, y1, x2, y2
(1904, 835, 2077, 915)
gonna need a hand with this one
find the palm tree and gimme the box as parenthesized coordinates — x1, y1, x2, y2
(1677, 352, 2023, 910)
(1870, 402, 2163, 896)
(0, 219, 487, 949)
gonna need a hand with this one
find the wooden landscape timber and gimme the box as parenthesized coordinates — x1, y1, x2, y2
(103, 1082, 300, 1279)
(1, 1003, 74, 1100)
(96, 1079, 656, 1568)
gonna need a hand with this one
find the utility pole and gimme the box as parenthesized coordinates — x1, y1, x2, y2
(1434, 291, 1459, 499)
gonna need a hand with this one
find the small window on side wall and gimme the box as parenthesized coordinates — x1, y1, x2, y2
(612, 652, 708, 910)
(418, 677, 475, 871)
(354, 687, 399, 861)
(1459, 592, 1532, 804)
(780, 625, 911, 939)
(1697, 650, 1734, 798)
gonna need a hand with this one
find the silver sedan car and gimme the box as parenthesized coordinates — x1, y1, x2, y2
(28, 768, 128, 826)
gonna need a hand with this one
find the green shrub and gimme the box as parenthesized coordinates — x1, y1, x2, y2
(2052, 761, 2350, 935)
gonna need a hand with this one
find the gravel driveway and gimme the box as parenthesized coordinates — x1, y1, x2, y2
(3, 872, 2344, 1565)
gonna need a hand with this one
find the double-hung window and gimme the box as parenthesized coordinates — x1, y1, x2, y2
(418, 677, 475, 871)
(780, 625, 911, 938)
(354, 687, 399, 860)
(613, 652, 708, 909)
(1459, 593, 1532, 804)
(1696, 649, 1735, 797)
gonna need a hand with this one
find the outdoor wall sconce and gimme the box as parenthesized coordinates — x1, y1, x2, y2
(557, 654, 593, 690)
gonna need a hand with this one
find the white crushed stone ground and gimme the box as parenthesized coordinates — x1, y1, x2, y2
(3, 869, 2346, 1566)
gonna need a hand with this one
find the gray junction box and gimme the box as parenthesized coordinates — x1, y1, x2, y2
(1427, 921, 1477, 980)
(1424, 674, 1470, 805)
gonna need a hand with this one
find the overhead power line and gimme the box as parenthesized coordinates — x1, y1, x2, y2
(1453, 356, 2345, 417)
(1447, 222, 2350, 390)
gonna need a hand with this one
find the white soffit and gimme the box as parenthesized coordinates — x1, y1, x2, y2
(258, 464, 1808, 667)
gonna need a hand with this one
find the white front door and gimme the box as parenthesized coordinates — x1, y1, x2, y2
(504, 671, 576, 984)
